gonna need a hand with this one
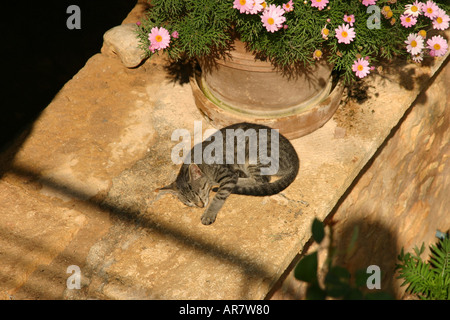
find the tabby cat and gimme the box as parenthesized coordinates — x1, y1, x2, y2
(157, 122, 299, 225)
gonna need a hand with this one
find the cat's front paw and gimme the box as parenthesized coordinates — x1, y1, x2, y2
(201, 213, 216, 225)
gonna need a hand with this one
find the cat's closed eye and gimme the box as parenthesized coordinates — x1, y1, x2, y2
(180, 194, 204, 208)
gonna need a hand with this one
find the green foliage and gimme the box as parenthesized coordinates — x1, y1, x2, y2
(294, 218, 392, 300)
(136, 0, 450, 82)
(396, 236, 450, 300)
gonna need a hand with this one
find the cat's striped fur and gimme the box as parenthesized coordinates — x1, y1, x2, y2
(158, 122, 299, 225)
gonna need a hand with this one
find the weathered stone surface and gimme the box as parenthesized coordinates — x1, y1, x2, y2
(270, 57, 450, 300)
(0, 181, 86, 299)
(330, 59, 450, 299)
(102, 23, 146, 68)
(6, 53, 163, 202)
(1, 11, 167, 299)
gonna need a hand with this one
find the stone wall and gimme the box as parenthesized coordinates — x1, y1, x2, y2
(271, 58, 449, 300)
(330, 59, 450, 299)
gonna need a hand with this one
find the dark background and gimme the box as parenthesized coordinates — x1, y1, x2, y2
(2, 0, 136, 151)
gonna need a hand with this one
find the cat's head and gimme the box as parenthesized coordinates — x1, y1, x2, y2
(157, 164, 211, 208)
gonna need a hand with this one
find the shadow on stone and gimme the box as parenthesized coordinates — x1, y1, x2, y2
(163, 57, 197, 85)
(9, 163, 273, 299)
(331, 218, 399, 298)
(266, 217, 399, 299)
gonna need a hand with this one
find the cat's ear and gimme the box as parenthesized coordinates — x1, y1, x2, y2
(189, 163, 204, 181)
(155, 181, 178, 194)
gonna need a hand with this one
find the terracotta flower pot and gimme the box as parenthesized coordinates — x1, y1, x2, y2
(190, 40, 344, 139)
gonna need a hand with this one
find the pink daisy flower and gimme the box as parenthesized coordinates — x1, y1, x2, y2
(404, 1, 423, 17)
(352, 58, 370, 78)
(171, 31, 179, 39)
(321, 25, 330, 39)
(283, 0, 294, 12)
(335, 24, 356, 44)
(423, 1, 439, 19)
(233, 0, 254, 14)
(343, 14, 355, 27)
(313, 49, 323, 60)
(412, 53, 424, 63)
(249, 0, 265, 14)
(427, 35, 448, 57)
(362, 0, 377, 6)
(261, 4, 286, 32)
(405, 33, 424, 55)
(432, 9, 450, 30)
(148, 27, 171, 51)
(310, 0, 329, 11)
(400, 14, 418, 28)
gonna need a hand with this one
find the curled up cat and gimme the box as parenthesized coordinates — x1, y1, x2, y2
(156, 122, 299, 225)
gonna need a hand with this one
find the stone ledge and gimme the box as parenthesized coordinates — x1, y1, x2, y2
(0, 1, 448, 299)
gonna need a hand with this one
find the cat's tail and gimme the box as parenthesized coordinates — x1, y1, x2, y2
(232, 154, 299, 196)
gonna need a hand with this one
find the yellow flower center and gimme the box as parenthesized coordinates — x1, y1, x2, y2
(262, 2, 267, 9)
(427, 8, 433, 14)
(240, 0, 246, 5)
(155, 35, 163, 42)
(434, 43, 441, 50)
(342, 31, 348, 38)
(267, 17, 275, 25)
(437, 17, 443, 24)
(314, 50, 323, 58)
(419, 30, 427, 38)
(387, 11, 393, 18)
(405, 17, 411, 23)
(411, 40, 417, 47)
(411, 6, 418, 12)
(323, 28, 329, 35)
(317, 0, 322, 2)
(357, 65, 364, 71)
